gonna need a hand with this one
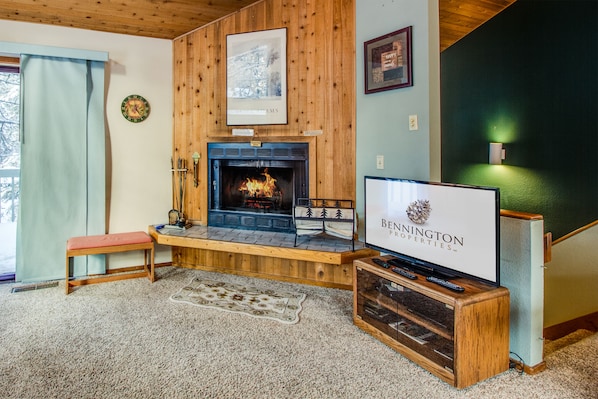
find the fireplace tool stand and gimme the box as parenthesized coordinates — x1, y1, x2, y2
(169, 157, 188, 228)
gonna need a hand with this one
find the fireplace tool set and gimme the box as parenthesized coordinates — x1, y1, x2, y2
(169, 157, 189, 228)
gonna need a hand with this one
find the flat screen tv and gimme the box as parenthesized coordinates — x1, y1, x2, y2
(364, 176, 500, 287)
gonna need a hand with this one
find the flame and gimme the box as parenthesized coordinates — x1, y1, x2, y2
(239, 168, 278, 197)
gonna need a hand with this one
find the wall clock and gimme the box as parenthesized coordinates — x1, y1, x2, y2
(121, 94, 150, 122)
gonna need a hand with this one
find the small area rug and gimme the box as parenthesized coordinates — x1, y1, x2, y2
(170, 277, 306, 324)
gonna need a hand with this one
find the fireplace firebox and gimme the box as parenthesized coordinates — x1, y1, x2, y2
(208, 142, 309, 232)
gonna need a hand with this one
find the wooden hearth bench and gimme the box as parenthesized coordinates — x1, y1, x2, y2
(66, 231, 155, 294)
(148, 225, 377, 290)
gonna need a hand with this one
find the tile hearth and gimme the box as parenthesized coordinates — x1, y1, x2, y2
(155, 224, 363, 253)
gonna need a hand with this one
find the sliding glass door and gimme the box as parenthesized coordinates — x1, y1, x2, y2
(0, 67, 19, 282)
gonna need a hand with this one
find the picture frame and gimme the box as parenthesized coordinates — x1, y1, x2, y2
(226, 28, 287, 126)
(364, 26, 413, 94)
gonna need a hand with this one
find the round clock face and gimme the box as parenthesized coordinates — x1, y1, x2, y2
(121, 94, 150, 122)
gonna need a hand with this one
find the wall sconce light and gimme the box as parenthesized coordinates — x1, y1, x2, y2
(489, 142, 506, 165)
(192, 152, 200, 187)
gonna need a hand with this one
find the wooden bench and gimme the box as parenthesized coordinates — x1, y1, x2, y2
(293, 198, 355, 250)
(66, 231, 155, 294)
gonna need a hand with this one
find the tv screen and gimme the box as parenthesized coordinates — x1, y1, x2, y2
(364, 176, 500, 287)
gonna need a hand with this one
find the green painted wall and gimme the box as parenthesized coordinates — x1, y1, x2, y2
(441, 0, 597, 239)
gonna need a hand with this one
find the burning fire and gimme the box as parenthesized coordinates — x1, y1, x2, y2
(238, 168, 279, 198)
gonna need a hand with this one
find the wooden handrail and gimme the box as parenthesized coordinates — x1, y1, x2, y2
(500, 209, 543, 220)
(544, 232, 552, 263)
(500, 212, 597, 262)
(553, 220, 598, 245)
(500, 209, 551, 263)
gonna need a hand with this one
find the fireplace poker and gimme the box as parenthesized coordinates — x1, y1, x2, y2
(177, 157, 183, 222)
(180, 158, 187, 220)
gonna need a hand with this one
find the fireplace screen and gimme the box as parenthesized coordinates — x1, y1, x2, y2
(208, 142, 308, 232)
(220, 166, 293, 213)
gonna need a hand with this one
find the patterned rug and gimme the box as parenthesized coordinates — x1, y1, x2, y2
(170, 277, 306, 324)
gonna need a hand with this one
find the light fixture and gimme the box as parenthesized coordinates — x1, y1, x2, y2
(489, 142, 506, 165)
(192, 152, 200, 187)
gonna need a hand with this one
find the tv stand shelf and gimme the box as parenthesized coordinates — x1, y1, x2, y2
(353, 257, 510, 389)
(359, 290, 454, 341)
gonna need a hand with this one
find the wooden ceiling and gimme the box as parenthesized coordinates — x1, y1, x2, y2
(439, 0, 517, 51)
(0, 0, 259, 40)
(0, 0, 516, 51)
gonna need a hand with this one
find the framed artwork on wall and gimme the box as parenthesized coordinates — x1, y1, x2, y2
(364, 26, 413, 94)
(226, 28, 288, 125)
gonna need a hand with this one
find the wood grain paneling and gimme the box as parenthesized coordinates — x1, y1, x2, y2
(0, 0, 259, 39)
(173, 0, 356, 224)
(0, 1, 516, 50)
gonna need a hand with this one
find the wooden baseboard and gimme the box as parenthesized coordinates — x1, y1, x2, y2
(543, 312, 598, 341)
(510, 358, 546, 375)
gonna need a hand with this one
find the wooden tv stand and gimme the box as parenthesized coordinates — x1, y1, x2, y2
(353, 257, 510, 389)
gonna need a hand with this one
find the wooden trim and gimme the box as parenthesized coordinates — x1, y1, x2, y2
(510, 359, 546, 375)
(543, 311, 598, 341)
(0, 56, 19, 65)
(103, 262, 171, 275)
(149, 226, 373, 265)
(552, 220, 598, 245)
(544, 232, 552, 263)
(67, 241, 154, 257)
(500, 209, 543, 220)
(67, 271, 150, 287)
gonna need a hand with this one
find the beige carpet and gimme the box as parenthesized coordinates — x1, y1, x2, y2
(0, 266, 596, 399)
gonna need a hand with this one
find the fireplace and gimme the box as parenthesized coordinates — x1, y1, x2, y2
(207, 142, 309, 232)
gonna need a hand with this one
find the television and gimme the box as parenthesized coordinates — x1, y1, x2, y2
(364, 176, 500, 287)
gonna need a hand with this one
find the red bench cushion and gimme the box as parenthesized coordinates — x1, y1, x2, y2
(67, 231, 151, 251)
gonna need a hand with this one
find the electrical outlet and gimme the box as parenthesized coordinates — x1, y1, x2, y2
(409, 114, 419, 131)
(376, 155, 384, 170)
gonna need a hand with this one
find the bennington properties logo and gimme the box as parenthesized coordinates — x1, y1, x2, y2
(406, 199, 431, 225)
(380, 198, 464, 252)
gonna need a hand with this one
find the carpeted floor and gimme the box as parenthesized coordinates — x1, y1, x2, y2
(0, 266, 596, 399)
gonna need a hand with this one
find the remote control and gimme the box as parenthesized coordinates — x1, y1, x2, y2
(391, 267, 417, 280)
(372, 258, 390, 269)
(426, 276, 464, 292)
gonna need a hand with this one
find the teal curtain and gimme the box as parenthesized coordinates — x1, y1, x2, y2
(16, 55, 106, 282)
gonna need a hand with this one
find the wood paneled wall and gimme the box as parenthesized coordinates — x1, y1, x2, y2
(173, 0, 356, 223)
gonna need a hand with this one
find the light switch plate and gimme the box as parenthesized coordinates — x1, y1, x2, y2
(376, 155, 384, 169)
(409, 114, 418, 131)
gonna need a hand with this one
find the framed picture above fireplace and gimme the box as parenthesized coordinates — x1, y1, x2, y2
(226, 28, 288, 126)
